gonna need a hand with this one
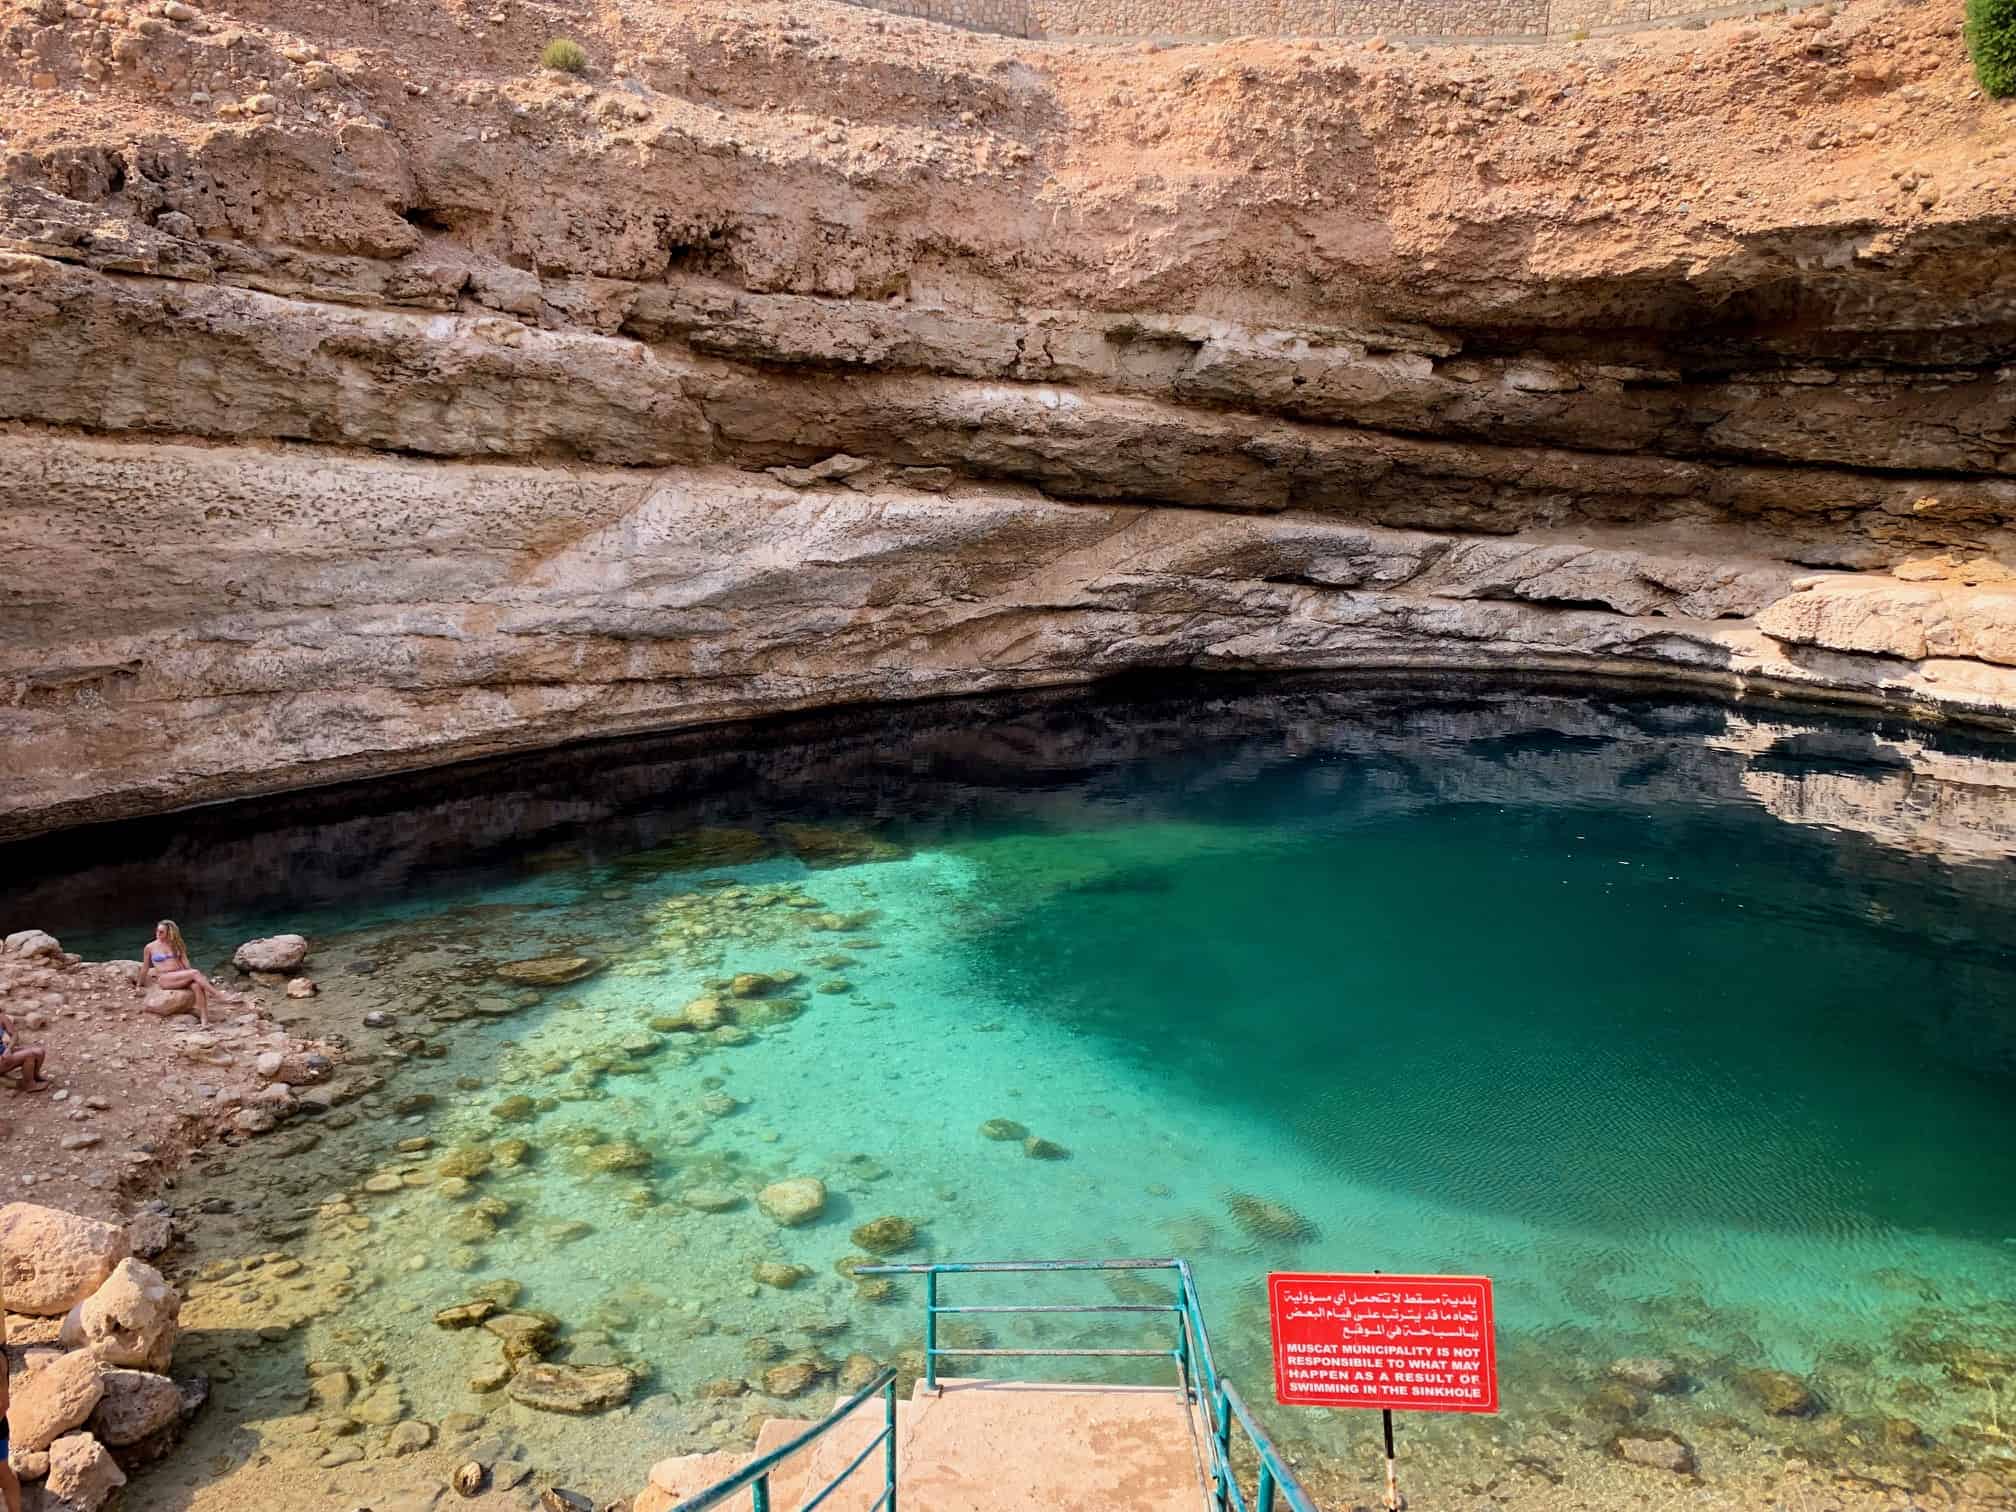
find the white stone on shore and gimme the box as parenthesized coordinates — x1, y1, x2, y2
(46, 1431, 126, 1511)
(0, 1203, 130, 1316)
(232, 934, 308, 972)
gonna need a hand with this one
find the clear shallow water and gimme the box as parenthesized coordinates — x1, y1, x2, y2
(12, 679, 2016, 1507)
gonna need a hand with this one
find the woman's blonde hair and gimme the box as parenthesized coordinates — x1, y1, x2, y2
(155, 920, 187, 958)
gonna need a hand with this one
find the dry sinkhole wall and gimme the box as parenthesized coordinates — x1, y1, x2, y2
(0, 0, 2012, 837)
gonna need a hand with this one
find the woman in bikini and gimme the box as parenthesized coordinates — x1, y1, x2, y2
(0, 1010, 50, 1094)
(138, 920, 241, 1026)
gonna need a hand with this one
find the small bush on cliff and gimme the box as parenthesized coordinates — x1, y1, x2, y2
(541, 38, 588, 73)
(1968, 0, 2016, 96)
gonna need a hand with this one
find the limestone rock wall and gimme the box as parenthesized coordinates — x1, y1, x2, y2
(1, 0, 2013, 836)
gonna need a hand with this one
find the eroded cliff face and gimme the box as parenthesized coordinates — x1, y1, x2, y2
(2, 0, 2014, 835)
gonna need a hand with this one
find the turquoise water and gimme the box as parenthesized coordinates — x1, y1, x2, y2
(12, 681, 2016, 1505)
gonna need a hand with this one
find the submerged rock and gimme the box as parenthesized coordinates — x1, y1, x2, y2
(837, 1354, 882, 1392)
(1609, 1430, 1697, 1475)
(978, 1119, 1027, 1141)
(438, 1148, 494, 1180)
(496, 957, 601, 987)
(1609, 1357, 1688, 1394)
(762, 1362, 818, 1399)
(682, 1187, 744, 1214)
(776, 824, 910, 870)
(850, 1217, 918, 1255)
(753, 1262, 812, 1290)
(492, 1096, 537, 1123)
(757, 1178, 827, 1227)
(506, 1362, 636, 1415)
(1734, 1368, 1823, 1417)
(485, 1313, 560, 1364)
(1583, 1381, 1648, 1424)
(435, 1300, 499, 1330)
(581, 1142, 654, 1174)
(1023, 1137, 1069, 1161)
(1224, 1192, 1316, 1243)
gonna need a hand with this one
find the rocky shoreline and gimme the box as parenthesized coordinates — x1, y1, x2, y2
(0, 927, 345, 1511)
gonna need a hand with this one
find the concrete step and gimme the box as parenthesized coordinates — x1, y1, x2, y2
(634, 1450, 756, 1512)
(637, 1380, 1212, 1512)
(765, 1401, 917, 1512)
(894, 1379, 1212, 1512)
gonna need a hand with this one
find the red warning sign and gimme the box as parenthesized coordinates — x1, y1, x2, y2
(1269, 1272, 1499, 1414)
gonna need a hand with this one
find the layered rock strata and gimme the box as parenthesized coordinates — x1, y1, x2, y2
(1, 0, 2013, 835)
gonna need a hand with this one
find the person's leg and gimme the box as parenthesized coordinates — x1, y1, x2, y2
(0, 1457, 22, 1512)
(0, 1051, 49, 1092)
(155, 968, 212, 1022)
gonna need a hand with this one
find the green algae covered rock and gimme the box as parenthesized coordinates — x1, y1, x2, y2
(492, 1139, 532, 1167)
(491, 1095, 536, 1123)
(979, 1118, 1027, 1141)
(753, 1262, 812, 1290)
(850, 1216, 918, 1255)
(1023, 1137, 1069, 1161)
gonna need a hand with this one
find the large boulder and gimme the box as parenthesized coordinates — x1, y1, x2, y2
(5, 930, 61, 959)
(141, 989, 197, 1018)
(756, 1178, 826, 1227)
(66, 1259, 181, 1371)
(8, 1349, 105, 1452)
(46, 1432, 127, 1512)
(232, 934, 308, 972)
(0, 1204, 130, 1316)
(85, 1370, 185, 1446)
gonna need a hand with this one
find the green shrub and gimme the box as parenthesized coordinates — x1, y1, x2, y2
(1968, 0, 2016, 97)
(541, 38, 588, 74)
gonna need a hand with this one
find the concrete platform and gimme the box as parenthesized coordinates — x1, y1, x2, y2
(637, 1379, 1214, 1512)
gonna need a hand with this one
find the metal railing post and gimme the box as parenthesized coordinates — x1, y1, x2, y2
(1174, 1308, 1192, 1402)
(883, 1375, 899, 1512)
(1257, 1463, 1278, 1512)
(1213, 1381, 1235, 1512)
(752, 1474, 770, 1512)
(924, 1269, 939, 1394)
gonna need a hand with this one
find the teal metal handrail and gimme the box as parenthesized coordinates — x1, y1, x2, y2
(667, 1366, 899, 1512)
(856, 1257, 1318, 1512)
